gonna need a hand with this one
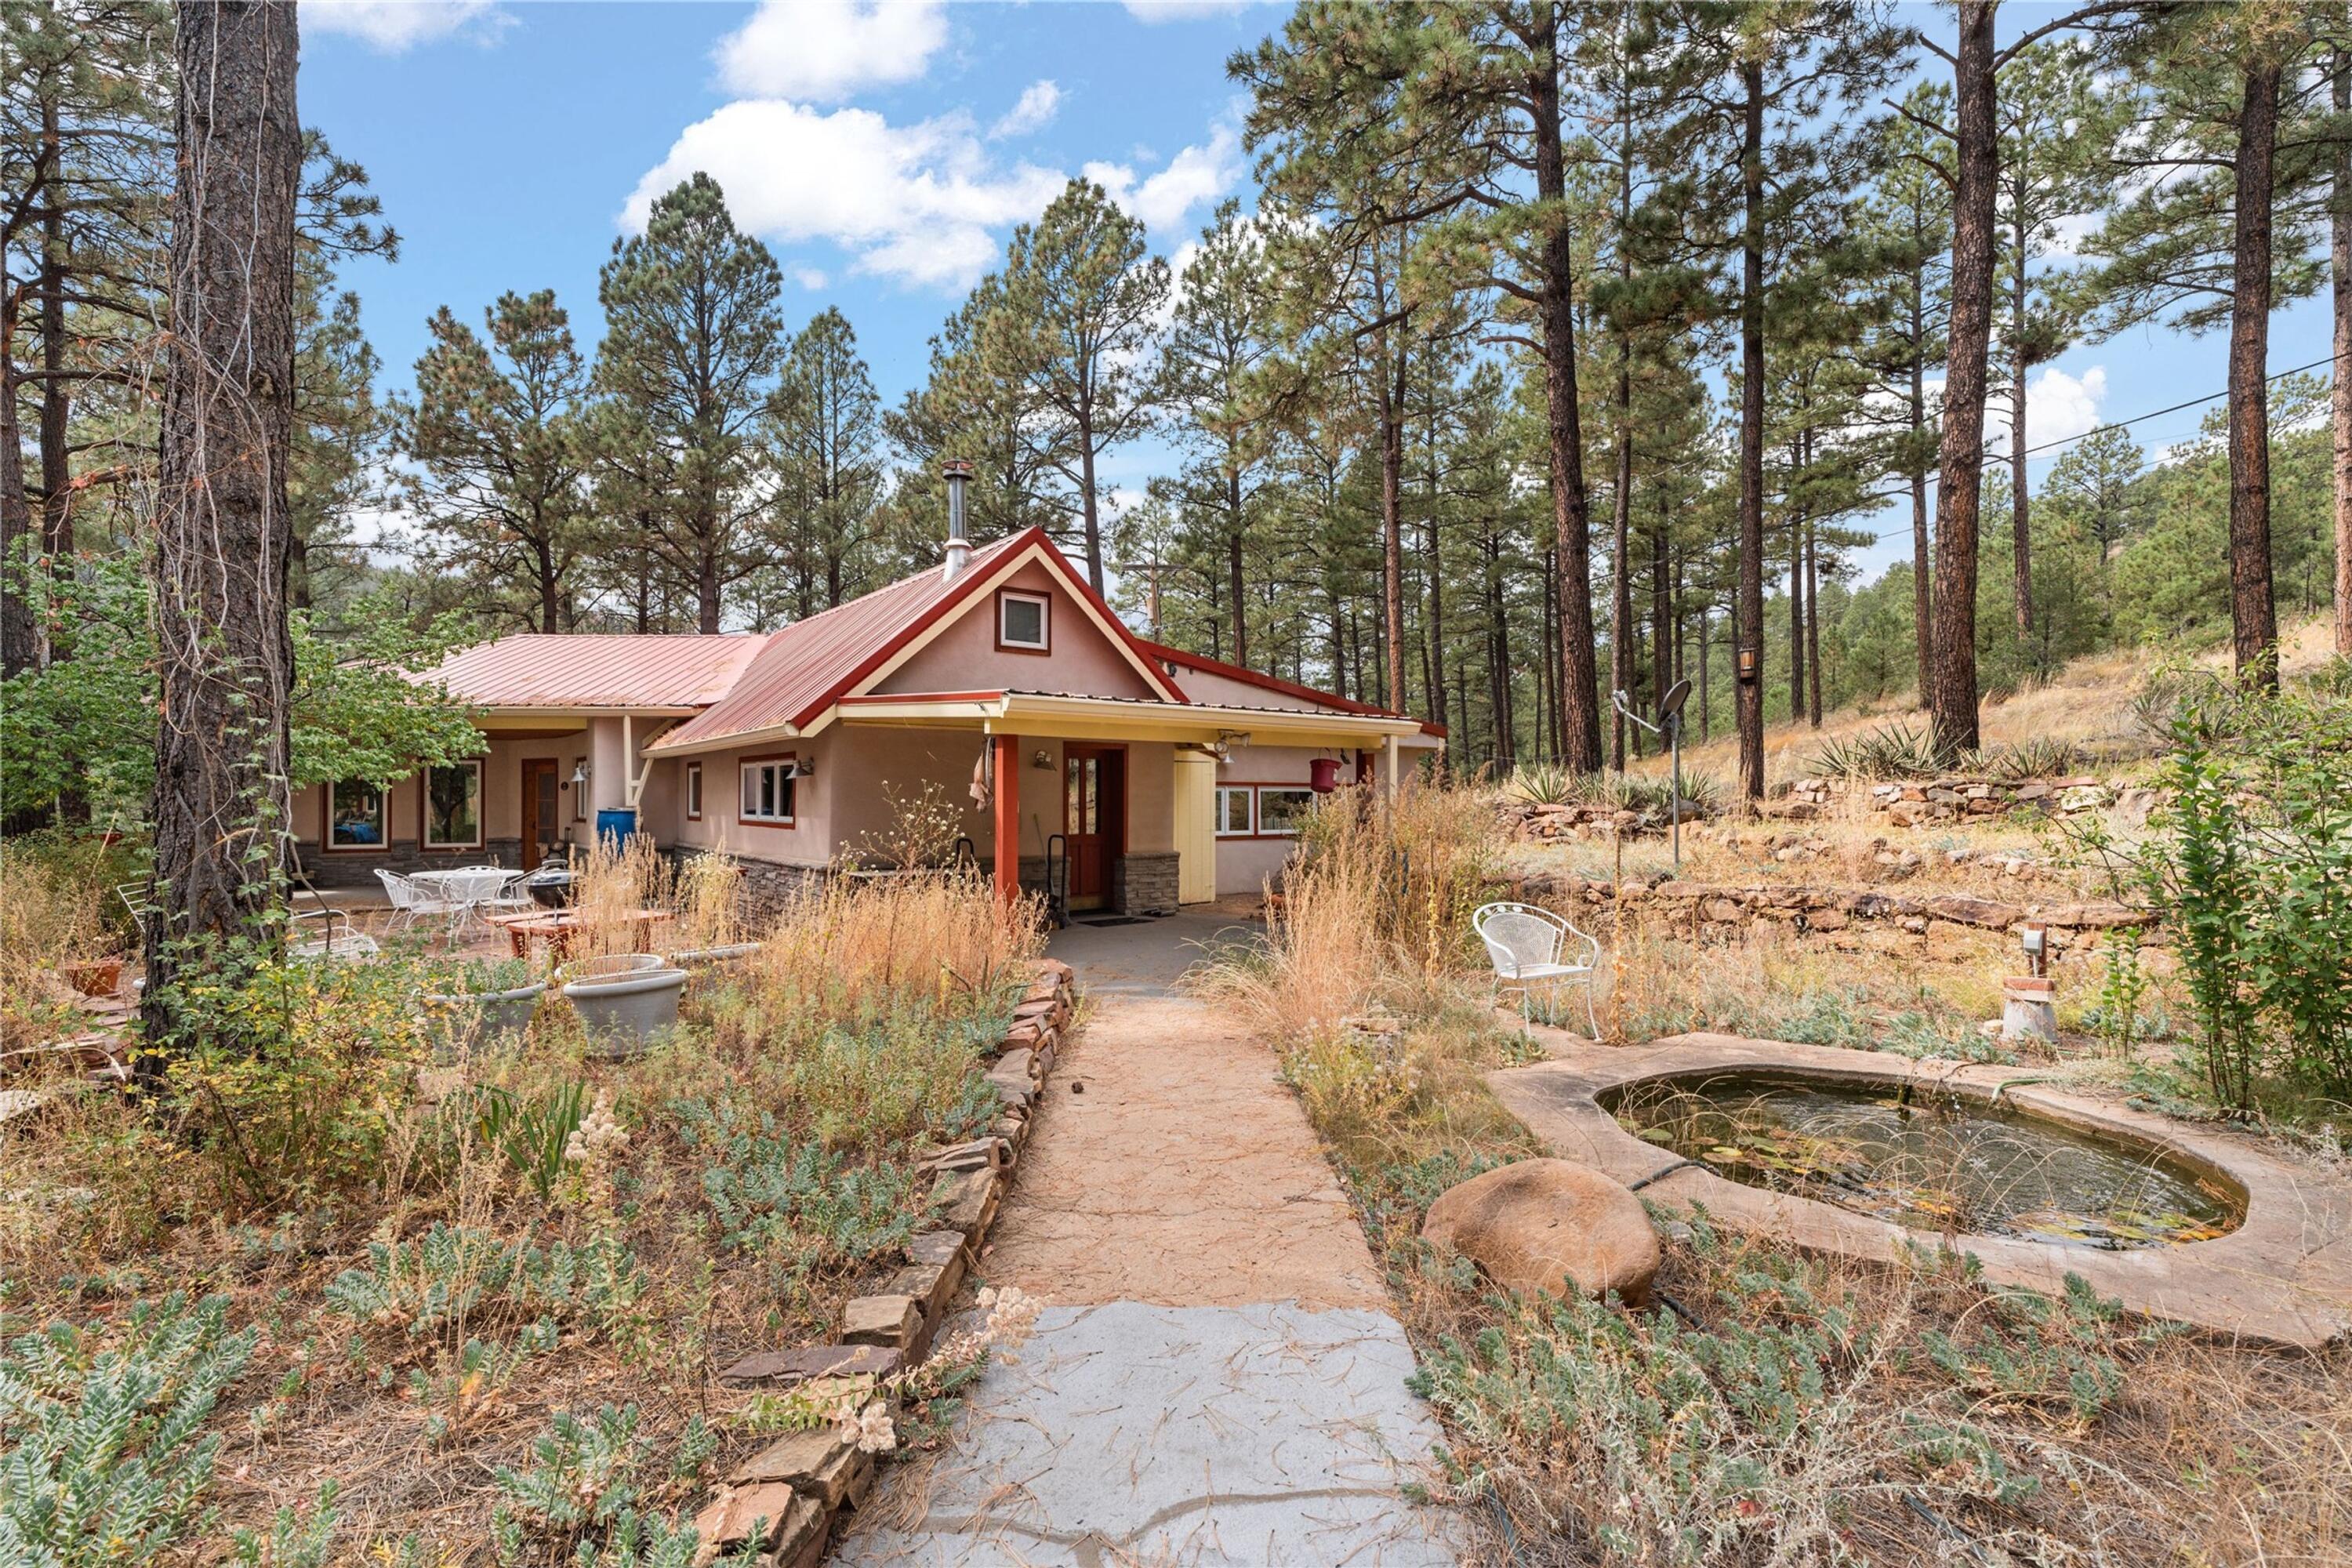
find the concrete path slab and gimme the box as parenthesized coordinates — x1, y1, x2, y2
(838, 1301, 1455, 1567)
(835, 931, 1462, 1565)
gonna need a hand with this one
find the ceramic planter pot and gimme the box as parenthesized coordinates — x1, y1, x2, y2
(560, 955, 685, 1058)
(63, 957, 124, 997)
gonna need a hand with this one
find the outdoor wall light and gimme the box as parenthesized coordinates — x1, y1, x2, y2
(1033, 749, 1052, 770)
(789, 757, 816, 779)
(569, 762, 590, 786)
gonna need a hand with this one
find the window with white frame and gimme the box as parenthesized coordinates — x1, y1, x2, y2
(996, 589, 1050, 651)
(685, 761, 703, 820)
(1214, 786, 1254, 837)
(1255, 786, 1316, 837)
(739, 757, 797, 824)
(422, 760, 485, 849)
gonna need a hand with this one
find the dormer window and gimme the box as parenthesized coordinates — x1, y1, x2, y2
(996, 589, 1050, 652)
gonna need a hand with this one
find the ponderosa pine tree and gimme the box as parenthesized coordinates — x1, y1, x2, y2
(402, 290, 592, 631)
(1640, 0, 1908, 799)
(991, 180, 1168, 594)
(595, 173, 784, 633)
(2074, 0, 2335, 688)
(142, 0, 300, 1050)
(768, 306, 884, 614)
(1994, 38, 2128, 636)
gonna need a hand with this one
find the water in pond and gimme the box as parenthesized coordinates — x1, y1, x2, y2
(1612, 1076, 2242, 1249)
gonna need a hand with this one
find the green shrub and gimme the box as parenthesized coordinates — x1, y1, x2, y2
(2120, 676, 2352, 1105)
(1806, 720, 1953, 780)
(491, 1404, 647, 1550)
(324, 1223, 646, 1345)
(467, 1080, 591, 1199)
(0, 1291, 257, 1564)
(677, 1097, 929, 1283)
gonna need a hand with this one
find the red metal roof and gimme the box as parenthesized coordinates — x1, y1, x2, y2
(651, 528, 1187, 753)
(1138, 639, 1441, 732)
(425, 633, 773, 710)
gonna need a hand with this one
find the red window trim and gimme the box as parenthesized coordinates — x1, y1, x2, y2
(994, 587, 1051, 655)
(684, 760, 704, 822)
(738, 751, 798, 829)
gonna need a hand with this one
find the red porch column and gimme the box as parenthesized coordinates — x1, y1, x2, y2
(993, 731, 1020, 906)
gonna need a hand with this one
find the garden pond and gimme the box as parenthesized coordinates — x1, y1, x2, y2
(1608, 1074, 2244, 1249)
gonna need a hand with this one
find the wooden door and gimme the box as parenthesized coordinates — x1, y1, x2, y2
(521, 759, 560, 869)
(1063, 746, 1124, 911)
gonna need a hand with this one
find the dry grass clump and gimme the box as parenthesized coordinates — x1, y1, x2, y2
(740, 869, 1041, 1032)
(1201, 784, 1497, 1044)
(0, 833, 130, 1042)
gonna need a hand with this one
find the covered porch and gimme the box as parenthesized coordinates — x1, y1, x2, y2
(829, 691, 1428, 914)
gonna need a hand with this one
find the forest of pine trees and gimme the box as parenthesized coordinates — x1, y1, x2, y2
(10, 1, 2352, 812)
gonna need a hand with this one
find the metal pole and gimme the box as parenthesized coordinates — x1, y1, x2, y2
(1668, 712, 1682, 872)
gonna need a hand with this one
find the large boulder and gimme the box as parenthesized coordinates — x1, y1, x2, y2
(1421, 1159, 1661, 1307)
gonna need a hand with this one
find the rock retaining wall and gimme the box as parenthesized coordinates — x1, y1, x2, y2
(693, 956, 1078, 1564)
(1779, 774, 2161, 828)
(1499, 800, 1708, 843)
(1505, 870, 2156, 961)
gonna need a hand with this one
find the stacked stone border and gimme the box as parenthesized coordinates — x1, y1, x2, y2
(1777, 773, 2158, 827)
(687, 956, 1077, 1565)
(1504, 871, 2154, 961)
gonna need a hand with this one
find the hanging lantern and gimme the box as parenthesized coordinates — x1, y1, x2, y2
(1308, 756, 1342, 793)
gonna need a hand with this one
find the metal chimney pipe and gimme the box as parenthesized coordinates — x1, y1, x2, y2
(941, 458, 973, 580)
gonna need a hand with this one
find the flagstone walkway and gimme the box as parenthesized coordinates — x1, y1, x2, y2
(836, 914, 1460, 1567)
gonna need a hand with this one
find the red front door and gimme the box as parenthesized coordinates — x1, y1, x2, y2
(1063, 746, 1124, 911)
(521, 758, 560, 869)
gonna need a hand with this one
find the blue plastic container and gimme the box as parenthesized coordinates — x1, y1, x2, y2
(594, 808, 638, 848)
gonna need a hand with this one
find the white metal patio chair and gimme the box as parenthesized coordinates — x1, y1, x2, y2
(1475, 901, 1601, 1037)
(480, 869, 538, 920)
(290, 927, 381, 961)
(376, 868, 458, 936)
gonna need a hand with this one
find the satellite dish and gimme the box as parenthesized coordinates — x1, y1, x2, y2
(1659, 678, 1693, 722)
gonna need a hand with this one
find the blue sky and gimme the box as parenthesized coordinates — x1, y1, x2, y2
(302, 0, 2332, 581)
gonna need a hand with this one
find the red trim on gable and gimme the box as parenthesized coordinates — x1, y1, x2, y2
(836, 690, 1007, 706)
(1137, 639, 1440, 733)
(788, 528, 1187, 728)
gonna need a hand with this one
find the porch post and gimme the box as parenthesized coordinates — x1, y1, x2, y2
(1382, 733, 1400, 805)
(993, 731, 1020, 906)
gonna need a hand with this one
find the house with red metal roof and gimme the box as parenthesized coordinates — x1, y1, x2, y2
(298, 470, 1441, 912)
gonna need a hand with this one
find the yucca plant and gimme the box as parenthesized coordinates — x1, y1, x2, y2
(1807, 720, 1957, 780)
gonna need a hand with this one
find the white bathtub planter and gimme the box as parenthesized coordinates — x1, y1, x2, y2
(560, 953, 687, 1058)
(423, 959, 549, 1057)
(666, 941, 764, 972)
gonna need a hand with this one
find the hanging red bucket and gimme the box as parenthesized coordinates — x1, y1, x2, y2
(1308, 756, 1342, 793)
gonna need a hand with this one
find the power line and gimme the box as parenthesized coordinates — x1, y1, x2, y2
(1847, 349, 2341, 546)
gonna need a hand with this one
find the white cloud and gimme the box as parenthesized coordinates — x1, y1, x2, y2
(1084, 124, 1242, 237)
(1122, 0, 1254, 22)
(791, 266, 830, 291)
(305, 0, 507, 52)
(622, 100, 1065, 289)
(1998, 365, 2107, 454)
(715, 0, 947, 103)
(990, 80, 1062, 140)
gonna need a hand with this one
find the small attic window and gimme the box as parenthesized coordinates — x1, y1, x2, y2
(997, 589, 1050, 652)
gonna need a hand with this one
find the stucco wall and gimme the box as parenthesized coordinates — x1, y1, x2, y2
(871, 560, 1160, 701)
(1210, 742, 1334, 898)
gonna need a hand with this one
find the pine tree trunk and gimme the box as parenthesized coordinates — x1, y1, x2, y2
(2228, 58, 2281, 688)
(2332, 40, 2351, 659)
(2012, 229, 2033, 634)
(0, 334, 33, 684)
(1381, 331, 1406, 715)
(1806, 518, 1824, 727)
(1910, 212, 1934, 709)
(1080, 412, 1104, 593)
(1931, 0, 1996, 750)
(1534, 10, 1601, 771)
(1229, 466, 1247, 667)
(142, 0, 301, 1050)
(1698, 602, 1711, 741)
(1734, 58, 1768, 803)
(1651, 518, 1671, 720)
(1610, 373, 1632, 770)
(1788, 497, 1805, 725)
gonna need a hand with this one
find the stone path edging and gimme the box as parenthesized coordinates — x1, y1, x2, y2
(1486, 1032, 2352, 1351)
(690, 958, 1079, 1566)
